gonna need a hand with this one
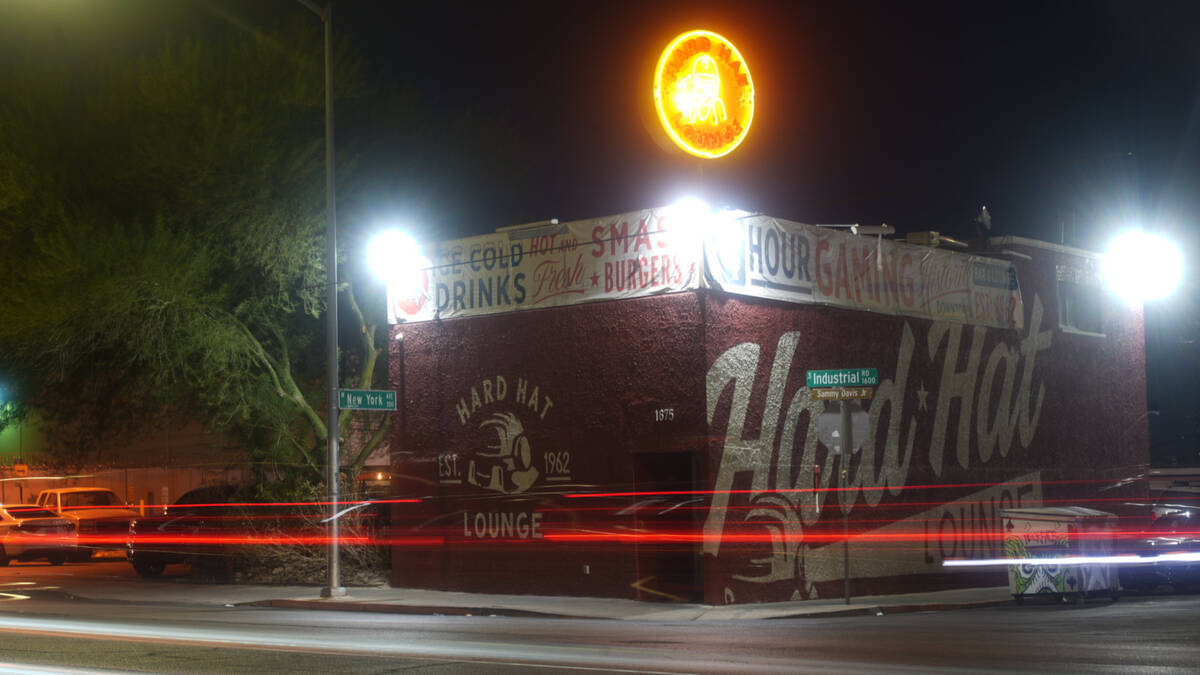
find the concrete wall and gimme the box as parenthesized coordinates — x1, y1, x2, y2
(0, 415, 46, 463)
(0, 466, 251, 511)
(1, 417, 241, 471)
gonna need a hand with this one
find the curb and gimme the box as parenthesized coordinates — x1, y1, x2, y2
(253, 598, 571, 619)
(763, 605, 883, 619)
(878, 599, 1014, 614)
(765, 598, 1012, 619)
(251, 596, 1013, 620)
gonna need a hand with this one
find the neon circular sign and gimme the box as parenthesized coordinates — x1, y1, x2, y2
(653, 29, 755, 159)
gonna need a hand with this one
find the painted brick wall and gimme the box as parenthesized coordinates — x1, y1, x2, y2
(390, 293, 707, 600)
(390, 240, 1149, 604)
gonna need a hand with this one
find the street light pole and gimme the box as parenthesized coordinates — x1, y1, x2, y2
(297, 0, 345, 599)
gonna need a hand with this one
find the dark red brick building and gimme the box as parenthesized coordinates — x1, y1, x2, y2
(388, 207, 1149, 604)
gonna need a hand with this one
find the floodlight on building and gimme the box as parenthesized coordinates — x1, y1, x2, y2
(368, 229, 431, 289)
(1102, 229, 1183, 305)
(370, 229, 432, 326)
(663, 198, 750, 274)
(665, 197, 711, 225)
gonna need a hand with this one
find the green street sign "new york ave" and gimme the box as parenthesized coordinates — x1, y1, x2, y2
(338, 389, 397, 411)
(805, 368, 878, 388)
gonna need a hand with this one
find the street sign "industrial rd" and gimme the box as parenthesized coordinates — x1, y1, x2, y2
(805, 368, 878, 388)
(338, 389, 397, 411)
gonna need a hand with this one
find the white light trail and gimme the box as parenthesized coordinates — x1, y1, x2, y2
(944, 552, 1200, 567)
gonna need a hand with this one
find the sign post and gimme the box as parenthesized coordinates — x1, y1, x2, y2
(808, 369, 876, 605)
(839, 401, 852, 606)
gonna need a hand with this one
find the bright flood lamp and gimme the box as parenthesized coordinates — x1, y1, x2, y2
(368, 230, 430, 287)
(662, 197, 713, 251)
(664, 197, 711, 224)
(1103, 229, 1183, 305)
(368, 229, 433, 322)
(663, 198, 747, 276)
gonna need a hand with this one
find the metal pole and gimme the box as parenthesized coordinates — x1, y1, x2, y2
(297, 0, 345, 599)
(840, 400, 852, 605)
(321, 2, 344, 599)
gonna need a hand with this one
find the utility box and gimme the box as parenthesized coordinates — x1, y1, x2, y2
(1002, 507, 1120, 604)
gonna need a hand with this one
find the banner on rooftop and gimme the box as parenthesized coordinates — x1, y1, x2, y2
(387, 207, 702, 323)
(388, 208, 1023, 330)
(701, 215, 1024, 330)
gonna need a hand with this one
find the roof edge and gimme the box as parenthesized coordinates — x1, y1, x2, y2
(986, 235, 1101, 259)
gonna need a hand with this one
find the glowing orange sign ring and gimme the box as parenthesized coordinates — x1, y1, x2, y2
(653, 29, 755, 159)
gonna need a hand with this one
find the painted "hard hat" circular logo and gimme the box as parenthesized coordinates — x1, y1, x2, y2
(653, 30, 755, 159)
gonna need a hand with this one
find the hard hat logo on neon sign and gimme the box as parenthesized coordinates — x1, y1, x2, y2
(674, 55, 726, 125)
(654, 30, 754, 159)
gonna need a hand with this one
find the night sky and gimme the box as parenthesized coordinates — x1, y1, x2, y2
(336, 0, 1200, 248)
(4, 0, 1199, 460)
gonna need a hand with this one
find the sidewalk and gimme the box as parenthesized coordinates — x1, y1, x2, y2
(256, 584, 1014, 620)
(45, 578, 1012, 620)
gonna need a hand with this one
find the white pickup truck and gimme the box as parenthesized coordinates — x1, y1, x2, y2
(35, 487, 140, 560)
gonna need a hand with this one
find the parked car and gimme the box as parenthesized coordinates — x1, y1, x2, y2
(1152, 486, 1200, 520)
(36, 487, 139, 560)
(1119, 488, 1200, 592)
(126, 484, 255, 578)
(0, 504, 76, 565)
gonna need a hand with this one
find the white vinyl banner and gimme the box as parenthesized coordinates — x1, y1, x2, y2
(388, 208, 1023, 330)
(701, 216, 1024, 330)
(388, 207, 703, 323)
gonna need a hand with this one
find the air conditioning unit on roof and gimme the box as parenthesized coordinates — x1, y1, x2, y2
(906, 231, 968, 249)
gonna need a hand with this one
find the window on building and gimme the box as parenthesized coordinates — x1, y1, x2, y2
(1056, 262, 1106, 336)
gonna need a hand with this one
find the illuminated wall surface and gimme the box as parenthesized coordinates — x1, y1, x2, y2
(388, 228, 1149, 603)
(0, 417, 45, 462)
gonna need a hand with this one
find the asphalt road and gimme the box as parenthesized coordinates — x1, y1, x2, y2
(1, 561, 1199, 673)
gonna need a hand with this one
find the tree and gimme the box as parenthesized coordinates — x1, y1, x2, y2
(0, 18, 391, 485)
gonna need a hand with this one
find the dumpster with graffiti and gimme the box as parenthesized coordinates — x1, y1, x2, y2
(1002, 506, 1120, 604)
